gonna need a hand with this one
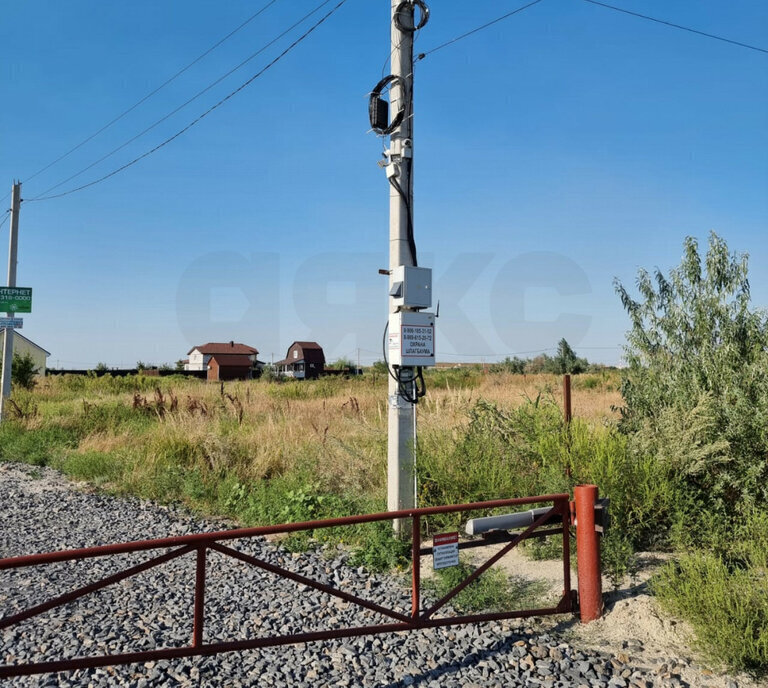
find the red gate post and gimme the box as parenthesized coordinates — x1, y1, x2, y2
(574, 484, 602, 622)
(193, 545, 206, 647)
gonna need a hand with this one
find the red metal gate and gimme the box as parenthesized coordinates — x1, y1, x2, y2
(0, 493, 574, 679)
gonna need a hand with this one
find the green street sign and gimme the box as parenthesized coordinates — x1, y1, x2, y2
(0, 287, 32, 313)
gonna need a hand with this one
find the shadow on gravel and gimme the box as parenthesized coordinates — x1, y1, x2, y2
(376, 631, 535, 688)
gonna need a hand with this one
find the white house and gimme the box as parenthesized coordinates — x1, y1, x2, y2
(184, 341, 261, 371)
(1, 332, 50, 376)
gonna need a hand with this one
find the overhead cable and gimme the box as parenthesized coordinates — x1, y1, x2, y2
(26, 0, 350, 203)
(20, 0, 282, 188)
(30, 0, 336, 201)
(417, 0, 545, 60)
(581, 0, 768, 55)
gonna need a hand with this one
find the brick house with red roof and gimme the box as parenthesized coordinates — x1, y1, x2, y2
(184, 341, 263, 381)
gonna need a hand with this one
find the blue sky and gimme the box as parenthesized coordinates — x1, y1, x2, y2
(1, 0, 766, 368)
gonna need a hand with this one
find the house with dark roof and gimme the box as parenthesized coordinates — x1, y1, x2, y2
(274, 341, 325, 380)
(184, 341, 263, 381)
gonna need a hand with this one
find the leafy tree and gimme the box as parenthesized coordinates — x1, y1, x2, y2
(8, 352, 40, 390)
(524, 354, 554, 374)
(552, 338, 587, 374)
(94, 362, 109, 373)
(615, 232, 768, 509)
(371, 360, 388, 374)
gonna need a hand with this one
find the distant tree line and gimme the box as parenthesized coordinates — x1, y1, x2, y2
(489, 338, 593, 375)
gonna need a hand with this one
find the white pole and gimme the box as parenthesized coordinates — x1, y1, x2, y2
(0, 182, 21, 421)
(387, 0, 416, 532)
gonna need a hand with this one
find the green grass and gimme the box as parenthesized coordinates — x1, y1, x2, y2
(424, 559, 551, 614)
(0, 422, 80, 466)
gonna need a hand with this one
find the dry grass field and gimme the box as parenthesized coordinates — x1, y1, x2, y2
(18, 369, 619, 498)
(0, 367, 623, 538)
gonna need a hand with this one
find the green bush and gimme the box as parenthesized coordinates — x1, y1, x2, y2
(489, 357, 526, 374)
(10, 352, 39, 390)
(616, 232, 768, 513)
(418, 397, 669, 551)
(653, 549, 768, 673)
(615, 233, 768, 673)
(423, 366, 481, 390)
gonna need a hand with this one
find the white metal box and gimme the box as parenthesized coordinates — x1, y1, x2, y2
(388, 310, 436, 367)
(390, 266, 432, 310)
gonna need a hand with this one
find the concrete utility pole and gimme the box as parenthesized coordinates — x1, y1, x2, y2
(0, 182, 21, 421)
(388, 1, 416, 528)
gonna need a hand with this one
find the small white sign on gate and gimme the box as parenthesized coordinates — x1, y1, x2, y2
(432, 531, 459, 570)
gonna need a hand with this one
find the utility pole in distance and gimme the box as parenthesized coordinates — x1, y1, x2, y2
(0, 182, 21, 421)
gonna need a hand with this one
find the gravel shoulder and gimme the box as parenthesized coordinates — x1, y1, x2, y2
(0, 463, 757, 688)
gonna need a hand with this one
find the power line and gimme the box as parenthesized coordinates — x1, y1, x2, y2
(27, 0, 350, 203)
(581, 0, 768, 56)
(417, 0, 546, 61)
(30, 0, 336, 201)
(19, 0, 282, 189)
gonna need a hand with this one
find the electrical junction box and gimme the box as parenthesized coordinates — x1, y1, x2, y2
(389, 266, 432, 310)
(388, 310, 435, 368)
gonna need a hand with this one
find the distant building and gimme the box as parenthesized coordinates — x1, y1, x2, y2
(207, 354, 254, 382)
(4, 332, 50, 376)
(184, 341, 263, 381)
(274, 341, 325, 379)
(185, 342, 260, 370)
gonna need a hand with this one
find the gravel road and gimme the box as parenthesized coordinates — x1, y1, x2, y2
(1, 463, 690, 687)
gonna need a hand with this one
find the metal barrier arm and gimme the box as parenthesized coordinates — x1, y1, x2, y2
(0, 493, 575, 679)
(0, 494, 571, 571)
(210, 543, 412, 624)
(0, 545, 194, 631)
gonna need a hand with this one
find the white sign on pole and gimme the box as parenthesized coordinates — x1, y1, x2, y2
(432, 531, 460, 570)
(401, 324, 434, 358)
(0, 317, 22, 329)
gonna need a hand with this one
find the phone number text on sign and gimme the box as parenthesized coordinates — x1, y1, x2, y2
(401, 325, 434, 357)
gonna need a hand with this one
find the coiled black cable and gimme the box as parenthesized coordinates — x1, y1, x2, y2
(382, 321, 427, 404)
(388, 170, 418, 267)
(368, 74, 407, 136)
(393, 0, 429, 33)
